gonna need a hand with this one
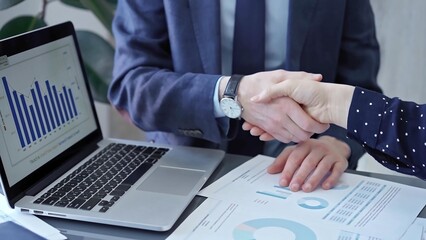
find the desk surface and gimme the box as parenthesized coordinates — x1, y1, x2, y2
(40, 154, 426, 240)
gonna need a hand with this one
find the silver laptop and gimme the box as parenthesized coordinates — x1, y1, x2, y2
(0, 21, 224, 231)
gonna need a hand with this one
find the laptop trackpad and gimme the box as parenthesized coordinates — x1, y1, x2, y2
(136, 166, 205, 196)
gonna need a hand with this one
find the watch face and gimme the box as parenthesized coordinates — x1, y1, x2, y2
(220, 98, 242, 119)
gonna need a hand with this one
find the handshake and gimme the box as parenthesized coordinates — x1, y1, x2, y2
(228, 70, 356, 192)
(236, 70, 355, 143)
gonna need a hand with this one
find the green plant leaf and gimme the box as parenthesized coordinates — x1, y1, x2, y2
(76, 30, 114, 103)
(60, 0, 116, 10)
(79, 0, 115, 34)
(0, 0, 24, 10)
(106, 0, 117, 8)
(60, 0, 86, 9)
(0, 16, 47, 40)
(83, 62, 110, 103)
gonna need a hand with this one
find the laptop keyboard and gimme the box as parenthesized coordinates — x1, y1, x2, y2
(33, 143, 169, 213)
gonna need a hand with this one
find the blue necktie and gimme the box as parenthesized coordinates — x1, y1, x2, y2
(228, 0, 265, 156)
(232, 0, 265, 74)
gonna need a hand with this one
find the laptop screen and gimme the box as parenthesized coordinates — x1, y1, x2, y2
(0, 24, 98, 187)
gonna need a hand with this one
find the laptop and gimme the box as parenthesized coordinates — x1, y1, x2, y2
(0, 21, 224, 231)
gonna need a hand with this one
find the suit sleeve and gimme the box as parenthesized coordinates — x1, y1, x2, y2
(348, 87, 426, 179)
(108, 0, 226, 144)
(317, 0, 382, 166)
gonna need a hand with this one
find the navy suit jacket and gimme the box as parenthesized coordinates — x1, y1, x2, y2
(109, 0, 381, 164)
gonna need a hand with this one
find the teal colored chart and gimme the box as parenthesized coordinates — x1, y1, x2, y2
(332, 184, 350, 190)
(297, 197, 329, 210)
(233, 218, 316, 240)
(256, 190, 291, 199)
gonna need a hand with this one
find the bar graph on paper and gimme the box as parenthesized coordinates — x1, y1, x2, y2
(0, 44, 91, 166)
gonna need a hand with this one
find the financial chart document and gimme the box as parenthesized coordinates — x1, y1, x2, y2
(167, 155, 426, 240)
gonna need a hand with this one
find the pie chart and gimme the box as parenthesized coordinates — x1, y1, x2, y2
(233, 218, 316, 240)
(297, 197, 329, 210)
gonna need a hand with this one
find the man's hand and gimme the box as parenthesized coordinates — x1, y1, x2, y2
(221, 70, 329, 143)
(268, 136, 350, 192)
(242, 121, 274, 141)
(250, 79, 355, 129)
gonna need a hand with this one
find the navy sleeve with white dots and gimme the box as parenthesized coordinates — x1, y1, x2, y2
(347, 87, 426, 178)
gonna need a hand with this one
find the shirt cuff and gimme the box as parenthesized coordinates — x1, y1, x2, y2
(347, 87, 389, 149)
(214, 76, 225, 118)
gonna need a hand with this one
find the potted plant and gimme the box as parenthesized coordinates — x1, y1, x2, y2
(0, 0, 116, 103)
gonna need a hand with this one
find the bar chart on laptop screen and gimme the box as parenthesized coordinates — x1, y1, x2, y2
(0, 42, 94, 167)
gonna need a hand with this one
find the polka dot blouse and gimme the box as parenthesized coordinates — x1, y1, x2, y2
(347, 87, 426, 178)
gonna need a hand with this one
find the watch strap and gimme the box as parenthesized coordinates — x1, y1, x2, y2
(223, 75, 244, 98)
(226, 118, 240, 140)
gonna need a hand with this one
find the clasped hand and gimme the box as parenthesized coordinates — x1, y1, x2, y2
(239, 71, 351, 192)
(237, 70, 329, 143)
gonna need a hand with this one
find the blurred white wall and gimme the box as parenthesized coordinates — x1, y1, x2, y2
(371, 0, 426, 102)
(0, 0, 145, 141)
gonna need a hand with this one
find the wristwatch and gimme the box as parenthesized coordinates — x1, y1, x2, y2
(220, 75, 244, 119)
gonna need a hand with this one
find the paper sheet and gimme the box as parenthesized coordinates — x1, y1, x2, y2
(168, 155, 426, 240)
(401, 218, 426, 240)
(166, 198, 393, 240)
(0, 194, 66, 240)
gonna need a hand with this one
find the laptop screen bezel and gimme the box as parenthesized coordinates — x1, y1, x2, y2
(0, 21, 103, 207)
